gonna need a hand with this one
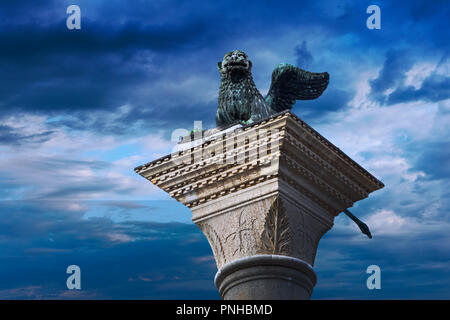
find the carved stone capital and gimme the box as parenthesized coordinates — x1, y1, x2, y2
(196, 194, 332, 269)
(135, 111, 384, 299)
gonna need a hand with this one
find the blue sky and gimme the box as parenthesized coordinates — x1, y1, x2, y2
(0, 0, 449, 299)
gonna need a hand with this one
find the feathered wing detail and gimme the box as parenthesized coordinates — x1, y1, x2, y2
(265, 63, 329, 113)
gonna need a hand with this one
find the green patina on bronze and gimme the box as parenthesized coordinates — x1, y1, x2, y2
(216, 50, 329, 127)
(215, 51, 373, 238)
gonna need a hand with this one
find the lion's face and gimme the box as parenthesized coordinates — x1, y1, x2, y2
(218, 50, 252, 74)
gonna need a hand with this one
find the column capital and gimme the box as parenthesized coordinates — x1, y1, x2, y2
(135, 110, 384, 299)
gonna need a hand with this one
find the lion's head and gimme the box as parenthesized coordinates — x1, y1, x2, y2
(218, 50, 252, 74)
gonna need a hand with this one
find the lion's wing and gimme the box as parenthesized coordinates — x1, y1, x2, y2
(265, 63, 329, 113)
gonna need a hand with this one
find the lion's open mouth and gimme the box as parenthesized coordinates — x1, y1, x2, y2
(226, 61, 247, 68)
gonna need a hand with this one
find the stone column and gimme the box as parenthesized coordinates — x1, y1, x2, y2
(135, 111, 384, 300)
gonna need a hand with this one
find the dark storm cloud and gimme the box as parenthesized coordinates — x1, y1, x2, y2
(0, 124, 55, 145)
(27, 158, 111, 171)
(406, 141, 450, 180)
(0, 201, 218, 299)
(369, 49, 414, 101)
(0, 201, 195, 249)
(43, 100, 218, 137)
(0, 0, 266, 120)
(101, 201, 150, 209)
(0, 21, 209, 113)
(0, 0, 448, 131)
(116, 102, 218, 132)
(295, 41, 314, 69)
(0, 156, 133, 201)
(293, 87, 353, 123)
(387, 73, 450, 105)
(313, 222, 450, 299)
(410, 0, 448, 21)
(0, 22, 207, 62)
(37, 177, 133, 201)
(42, 184, 124, 200)
(369, 49, 450, 106)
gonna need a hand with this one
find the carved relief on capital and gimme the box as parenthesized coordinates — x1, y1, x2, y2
(288, 201, 333, 266)
(196, 194, 333, 269)
(199, 222, 226, 267)
(224, 209, 257, 257)
(196, 197, 272, 269)
(257, 196, 292, 256)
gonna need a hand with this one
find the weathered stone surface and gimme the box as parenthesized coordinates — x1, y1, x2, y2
(135, 110, 384, 299)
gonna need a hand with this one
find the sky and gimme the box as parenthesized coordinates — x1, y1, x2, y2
(0, 0, 449, 299)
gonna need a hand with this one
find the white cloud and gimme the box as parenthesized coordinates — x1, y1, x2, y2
(306, 61, 450, 241)
(348, 70, 379, 109)
(367, 156, 425, 183)
(139, 132, 174, 155)
(107, 232, 133, 243)
(0, 113, 171, 201)
(404, 62, 436, 89)
(365, 209, 420, 236)
(363, 208, 450, 238)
